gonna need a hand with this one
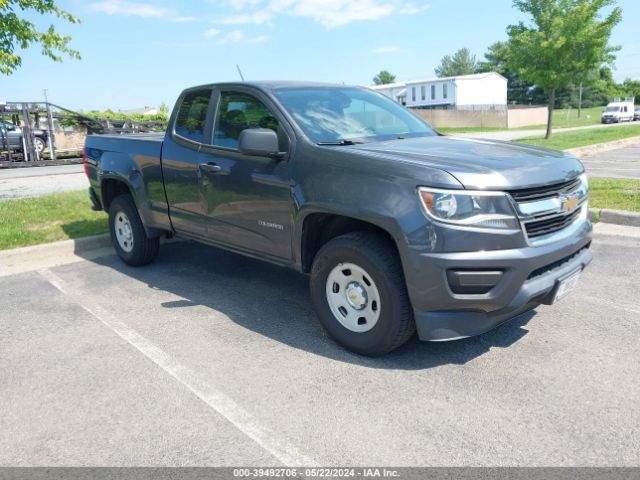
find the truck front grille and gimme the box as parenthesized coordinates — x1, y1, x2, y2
(524, 208, 583, 239)
(507, 177, 587, 242)
(508, 178, 581, 202)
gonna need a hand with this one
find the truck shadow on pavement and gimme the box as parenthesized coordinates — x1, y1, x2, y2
(87, 241, 536, 371)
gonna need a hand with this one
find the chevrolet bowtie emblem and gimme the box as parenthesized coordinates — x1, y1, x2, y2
(561, 195, 579, 212)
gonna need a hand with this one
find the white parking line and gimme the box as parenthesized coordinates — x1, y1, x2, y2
(39, 268, 318, 467)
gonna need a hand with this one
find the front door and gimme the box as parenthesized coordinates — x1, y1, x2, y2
(197, 90, 294, 262)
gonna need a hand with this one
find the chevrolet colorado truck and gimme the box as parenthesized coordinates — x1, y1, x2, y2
(84, 82, 592, 355)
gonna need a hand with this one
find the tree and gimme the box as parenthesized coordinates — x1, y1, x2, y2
(507, 0, 622, 138)
(621, 78, 640, 100)
(478, 41, 547, 105)
(435, 48, 479, 77)
(372, 70, 396, 85)
(1, 0, 81, 75)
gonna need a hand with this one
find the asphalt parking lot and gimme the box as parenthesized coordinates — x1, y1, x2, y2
(579, 144, 640, 180)
(1, 224, 639, 467)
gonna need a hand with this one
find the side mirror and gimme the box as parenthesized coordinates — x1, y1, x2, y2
(238, 128, 283, 158)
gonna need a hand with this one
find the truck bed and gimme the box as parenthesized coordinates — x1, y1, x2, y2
(85, 133, 164, 167)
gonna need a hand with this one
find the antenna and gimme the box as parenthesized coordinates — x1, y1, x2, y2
(236, 64, 245, 81)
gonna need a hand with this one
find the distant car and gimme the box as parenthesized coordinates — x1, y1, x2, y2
(0, 121, 49, 155)
(634, 108, 640, 121)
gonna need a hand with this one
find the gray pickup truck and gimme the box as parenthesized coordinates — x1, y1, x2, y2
(84, 81, 592, 355)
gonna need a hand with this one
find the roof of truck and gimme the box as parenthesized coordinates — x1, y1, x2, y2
(186, 81, 357, 91)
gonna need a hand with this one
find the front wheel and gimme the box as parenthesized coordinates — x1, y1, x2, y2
(310, 232, 415, 356)
(108, 194, 159, 266)
(33, 137, 46, 154)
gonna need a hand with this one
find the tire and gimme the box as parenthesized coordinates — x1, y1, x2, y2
(310, 232, 415, 356)
(108, 194, 159, 266)
(33, 137, 45, 154)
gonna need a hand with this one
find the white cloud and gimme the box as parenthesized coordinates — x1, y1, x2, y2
(278, 0, 394, 28)
(216, 30, 246, 44)
(247, 34, 270, 43)
(171, 16, 198, 23)
(204, 28, 222, 37)
(372, 46, 401, 53)
(88, 0, 169, 17)
(213, 11, 273, 25)
(213, 0, 430, 29)
(398, 3, 430, 15)
(209, 30, 270, 45)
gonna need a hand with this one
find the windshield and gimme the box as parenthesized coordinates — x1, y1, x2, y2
(273, 87, 436, 143)
(605, 106, 621, 112)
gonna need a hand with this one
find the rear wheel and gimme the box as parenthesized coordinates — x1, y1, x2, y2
(108, 194, 159, 266)
(310, 232, 415, 356)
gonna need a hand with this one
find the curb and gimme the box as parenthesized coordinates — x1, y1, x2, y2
(0, 234, 113, 278)
(565, 136, 640, 157)
(1, 234, 111, 258)
(0, 234, 181, 277)
(589, 208, 640, 227)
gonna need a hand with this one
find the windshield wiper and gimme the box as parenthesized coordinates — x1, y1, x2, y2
(317, 139, 364, 146)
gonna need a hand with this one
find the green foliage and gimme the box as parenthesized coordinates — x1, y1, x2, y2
(620, 78, 640, 100)
(372, 70, 396, 85)
(80, 109, 169, 123)
(56, 108, 169, 133)
(507, 0, 622, 137)
(588, 178, 640, 212)
(550, 105, 606, 127)
(518, 123, 640, 150)
(435, 48, 479, 77)
(556, 67, 610, 108)
(478, 41, 548, 104)
(0, 0, 81, 75)
(0, 190, 107, 250)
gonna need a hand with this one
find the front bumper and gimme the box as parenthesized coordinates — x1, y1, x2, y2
(403, 220, 592, 341)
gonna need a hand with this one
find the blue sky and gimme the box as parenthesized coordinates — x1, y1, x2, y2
(1, 0, 638, 111)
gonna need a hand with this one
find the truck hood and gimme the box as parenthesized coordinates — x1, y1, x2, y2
(350, 135, 584, 190)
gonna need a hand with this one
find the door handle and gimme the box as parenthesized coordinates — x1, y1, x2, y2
(199, 162, 222, 174)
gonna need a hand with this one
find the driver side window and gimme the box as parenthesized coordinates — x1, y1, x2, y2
(213, 92, 279, 149)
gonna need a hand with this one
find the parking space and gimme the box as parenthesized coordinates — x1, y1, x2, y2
(1, 225, 639, 466)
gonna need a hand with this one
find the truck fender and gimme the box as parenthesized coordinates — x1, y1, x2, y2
(99, 152, 163, 239)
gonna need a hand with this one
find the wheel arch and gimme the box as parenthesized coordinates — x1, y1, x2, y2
(297, 210, 402, 273)
(101, 175, 164, 239)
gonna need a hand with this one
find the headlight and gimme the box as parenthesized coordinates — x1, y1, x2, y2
(418, 187, 520, 230)
(579, 172, 589, 190)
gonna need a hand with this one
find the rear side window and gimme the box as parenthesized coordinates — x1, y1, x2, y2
(174, 89, 212, 143)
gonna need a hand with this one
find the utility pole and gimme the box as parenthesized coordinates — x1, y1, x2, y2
(43, 89, 57, 161)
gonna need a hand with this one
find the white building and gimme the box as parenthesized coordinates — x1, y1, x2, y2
(119, 106, 161, 116)
(370, 72, 507, 109)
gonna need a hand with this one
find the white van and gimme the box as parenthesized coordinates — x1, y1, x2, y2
(601, 97, 635, 123)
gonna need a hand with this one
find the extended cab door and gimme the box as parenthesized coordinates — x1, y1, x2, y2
(161, 87, 215, 237)
(196, 89, 294, 262)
